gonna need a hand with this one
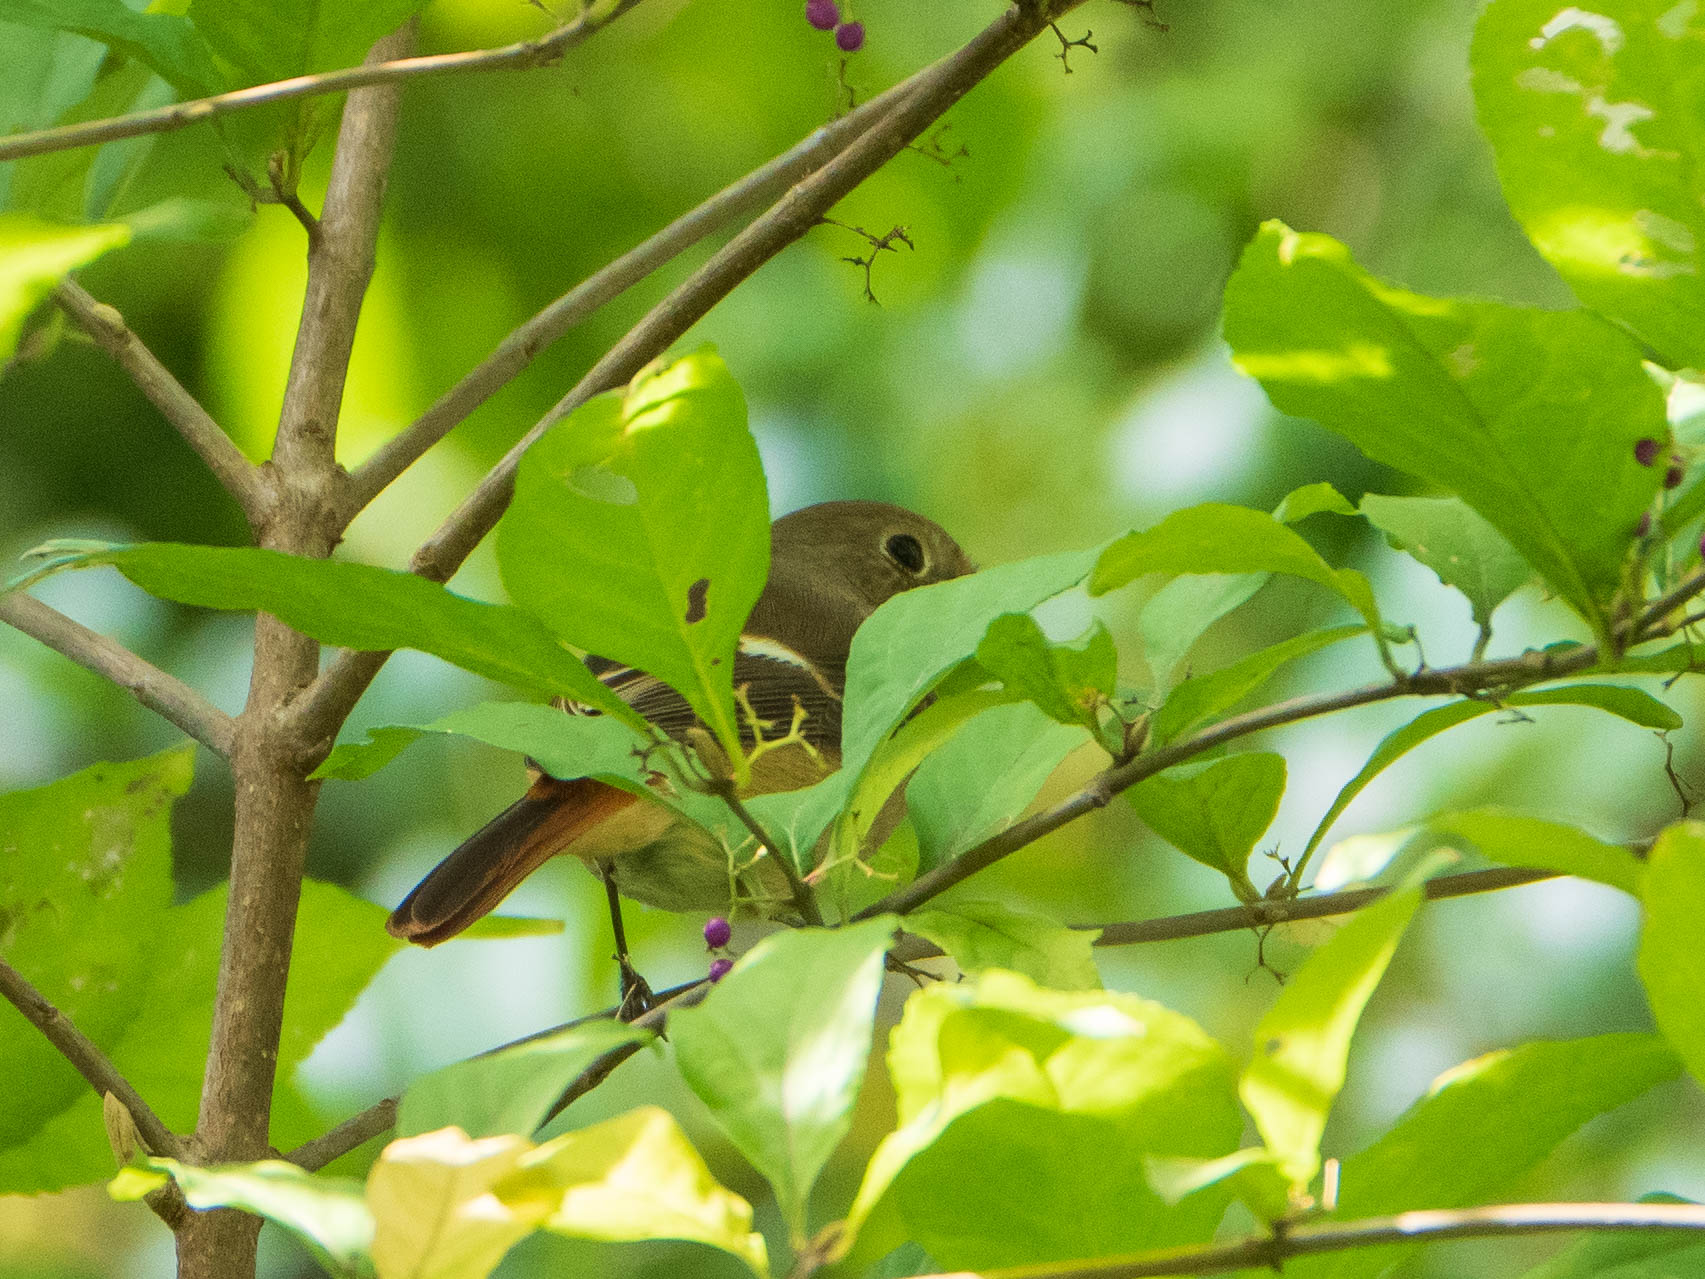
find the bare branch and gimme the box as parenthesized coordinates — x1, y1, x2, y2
(343, 75, 920, 514)
(0, 592, 236, 755)
(287, 1098, 397, 1173)
(0, 956, 185, 1160)
(54, 280, 268, 525)
(909, 1202, 1705, 1279)
(0, 0, 650, 164)
(289, 0, 1085, 743)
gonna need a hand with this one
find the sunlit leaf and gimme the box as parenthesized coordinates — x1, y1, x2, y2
(1359, 494, 1532, 636)
(1429, 809, 1646, 896)
(1472, 0, 1705, 369)
(1129, 752, 1286, 898)
(1240, 881, 1424, 1189)
(906, 900, 1101, 990)
(670, 917, 896, 1240)
(843, 971, 1240, 1270)
(367, 1128, 535, 1279)
(496, 349, 767, 764)
(398, 1022, 654, 1141)
(0, 213, 131, 360)
(1638, 822, 1705, 1089)
(1224, 222, 1666, 641)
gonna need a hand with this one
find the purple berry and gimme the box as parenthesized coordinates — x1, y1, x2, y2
(835, 20, 865, 51)
(805, 0, 839, 30)
(1635, 438, 1661, 466)
(708, 957, 734, 983)
(704, 916, 732, 950)
(1637, 511, 1653, 537)
(1666, 461, 1685, 489)
(1699, 530, 1705, 560)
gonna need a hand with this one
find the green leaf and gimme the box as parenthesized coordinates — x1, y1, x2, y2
(10, 59, 152, 223)
(0, 214, 131, 361)
(188, 0, 427, 82)
(843, 971, 1240, 1271)
(0, 748, 189, 1158)
(1239, 881, 1424, 1189)
(1128, 753, 1286, 898)
(1472, 0, 1705, 369)
(1139, 572, 1268, 690)
(120, 197, 255, 245)
(1359, 494, 1532, 635)
(114, 1157, 374, 1278)
(10, 541, 634, 721)
(1302, 684, 1681, 864)
(495, 1107, 768, 1276)
(0, 0, 223, 94)
(1517, 1195, 1704, 1279)
(907, 702, 1089, 872)
(397, 1022, 654, 1140)
(1638, 822, 1705, 1089)
(1272, 482, 1358, 523)
(496, 349, 768, 764)
(1429, 809, 1647, 896)
(974, 614, 1117, 735)
(1091, 503, 1383, 639)
(1151, 624, 1365, 746)
(1224, 221, 1667, 641)
(1289, 1035, 1682, 1279)
(906, 901, 1101, 990)
(669, 917, 896, 1240)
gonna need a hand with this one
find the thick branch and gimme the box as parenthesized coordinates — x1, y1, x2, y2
(0, 592, 236, 755)
(0, 0, 648, 163)
(0, 957, 185, 1160)
(923, 1202, 1705, 1279)
(55, 281, 267, 524)
(343, 77, 918, 514)
(288, 0, 1083, 743)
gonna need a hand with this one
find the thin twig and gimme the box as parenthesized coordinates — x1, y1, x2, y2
(289, 0, 1085, 743)
(913, 1201, 1705, 1279)
(859, 586, 1705, 921)
(0, 957, 184, 1160)
(343, 75, 921, 514)
(54, 280, 267, 524)
(0, 0, 650, 163)
(0, 592, 236, 755)
(711, 779, 825, 926)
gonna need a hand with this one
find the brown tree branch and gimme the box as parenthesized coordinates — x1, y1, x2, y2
(342, 76, 919, 515)
(286, 0, 1088, 745)
(859, 591, 1705, 921)
(54, 280, 268, 524)
(0, 592, 236, 756)
(0, 0, 649, 163)
(0, 956, 185, 1160)
(178, 27, 414, 1279)
(917, 1201, 1705, 1279)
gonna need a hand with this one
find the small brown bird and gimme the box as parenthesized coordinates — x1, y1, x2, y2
(387, 501, 974, 946)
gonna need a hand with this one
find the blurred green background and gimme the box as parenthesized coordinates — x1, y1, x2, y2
(2, 0, 1701, 1274)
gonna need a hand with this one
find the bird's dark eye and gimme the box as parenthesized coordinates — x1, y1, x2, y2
(885, 532, 927, 574)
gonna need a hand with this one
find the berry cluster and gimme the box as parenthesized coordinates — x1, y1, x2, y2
(805, 0, 865, 52)
(705, 915, 734, 982)
(1632, 436, 1699, 548)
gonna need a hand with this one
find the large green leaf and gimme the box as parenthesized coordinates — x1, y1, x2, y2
(496, 349, 768, 765)
(1289, 1034, 1682, 1279)
(974, 613, 1117, 736)
(906, 901, 1101, 990)
(1472, 0, 1705, 369)
(1090, 503, 1383, 640)
(1128, 753, 1286, 899)
(669, 917, 896, 1241)
(1302, 684, 1681, 866)
(1224, 222, 1666, 640)
(0, 0, 223, 94)
(1428, 809, 1647, 897)
(0, 749, 189, 1156)
(0, 213, 131, 360)
(397, 1021, 654, 1141)
(843, 971, 1240, 1271)
(905, 702, 1089, 872)
(188, 0, 427, 82)
(9, 541, 633, 720)
(1239, 881, 1424, 1190)
(1359, 494, 1532, 639)
(1638, 822, 1705, 1089)
(1151, 624, 1365, 746)
(113, 1158, 374, 1279)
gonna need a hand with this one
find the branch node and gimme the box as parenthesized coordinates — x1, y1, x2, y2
(1048, 22, 1098, 72)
